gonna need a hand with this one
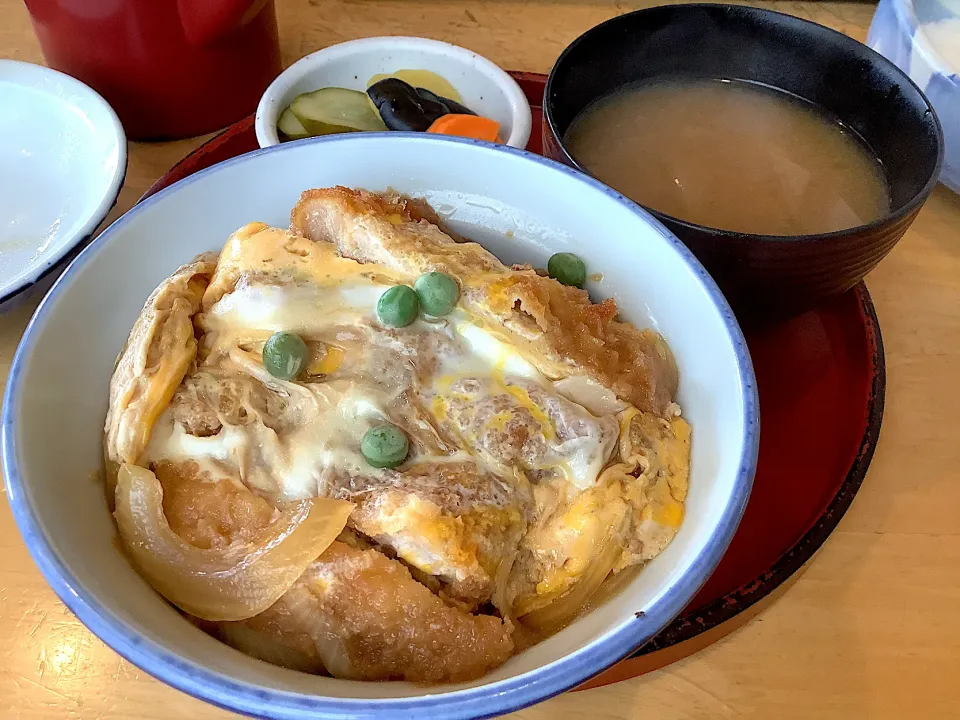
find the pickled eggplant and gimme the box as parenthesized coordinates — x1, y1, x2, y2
(277, 108, 311, 140)
(415, 87, 477, 116)
(367, 78, 449, 132)
(289, 88, 388, 135)
(367, 70, 463, 103)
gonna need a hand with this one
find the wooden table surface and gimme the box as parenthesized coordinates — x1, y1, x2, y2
(2, 1, 959, 718)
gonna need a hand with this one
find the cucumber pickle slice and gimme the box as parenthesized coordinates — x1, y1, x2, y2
(289, 87, 388, 135)
(277, 107, 311, 140)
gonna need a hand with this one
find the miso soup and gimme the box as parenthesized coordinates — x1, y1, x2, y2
(564, 79, 891, 236)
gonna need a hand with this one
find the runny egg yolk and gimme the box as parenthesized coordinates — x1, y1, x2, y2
(307, 345, 344, 375)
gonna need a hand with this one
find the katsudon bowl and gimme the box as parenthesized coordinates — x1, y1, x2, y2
(2, 134, 758, 719)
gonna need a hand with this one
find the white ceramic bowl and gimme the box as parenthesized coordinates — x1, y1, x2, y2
(3, 134, 758, 719)
(255, 37, 532, 148)
(0, 60, 126, 307)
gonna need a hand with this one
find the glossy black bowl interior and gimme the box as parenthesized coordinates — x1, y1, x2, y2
(545, 4, 944, 319)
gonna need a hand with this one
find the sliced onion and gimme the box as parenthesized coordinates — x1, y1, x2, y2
(114, 464, 353, 621)
(518, 523, 625, 633)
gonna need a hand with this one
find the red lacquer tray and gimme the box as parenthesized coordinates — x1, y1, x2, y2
(142, 71, 884, 689)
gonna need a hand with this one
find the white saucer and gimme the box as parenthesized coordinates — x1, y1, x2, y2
(0, 60, 126, 305)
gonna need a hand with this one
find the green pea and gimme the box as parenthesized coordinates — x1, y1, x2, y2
(262, 331, 308, 380)
(377, 285, 419, 327)
(547, 252, 587, 288)
(360, 424, 409, 468)
(414, 271, 460, 316)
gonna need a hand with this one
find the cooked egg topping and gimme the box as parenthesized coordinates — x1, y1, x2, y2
(136, 222, 690, 621)
(146, 226, 616, 498)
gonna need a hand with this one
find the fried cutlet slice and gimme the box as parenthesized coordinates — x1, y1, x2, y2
(153, 463, 513, 680)
(218, 541, 514, 682)
(289, 187, 678, 415)
(329, 461, 530, 611)
(161, 368, 531, 610)
(151, 460, 276, 550)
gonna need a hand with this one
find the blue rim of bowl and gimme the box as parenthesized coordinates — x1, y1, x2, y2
(2, 132, 760, 720)
(0, 60, 128, 307)
(543, 3, 945, 244)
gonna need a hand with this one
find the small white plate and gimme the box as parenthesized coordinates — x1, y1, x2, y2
(255, 36, 532, 149)
(0, 60, 126, 305)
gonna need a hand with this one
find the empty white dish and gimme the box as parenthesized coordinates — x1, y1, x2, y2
(0, 60, 126, 306)
(255, 36, 532, 149)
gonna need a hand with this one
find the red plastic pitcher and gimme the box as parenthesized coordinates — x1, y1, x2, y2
(24, 0, 282, 140)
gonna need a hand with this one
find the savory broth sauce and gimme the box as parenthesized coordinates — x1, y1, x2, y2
(564, 79, 891, 236)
